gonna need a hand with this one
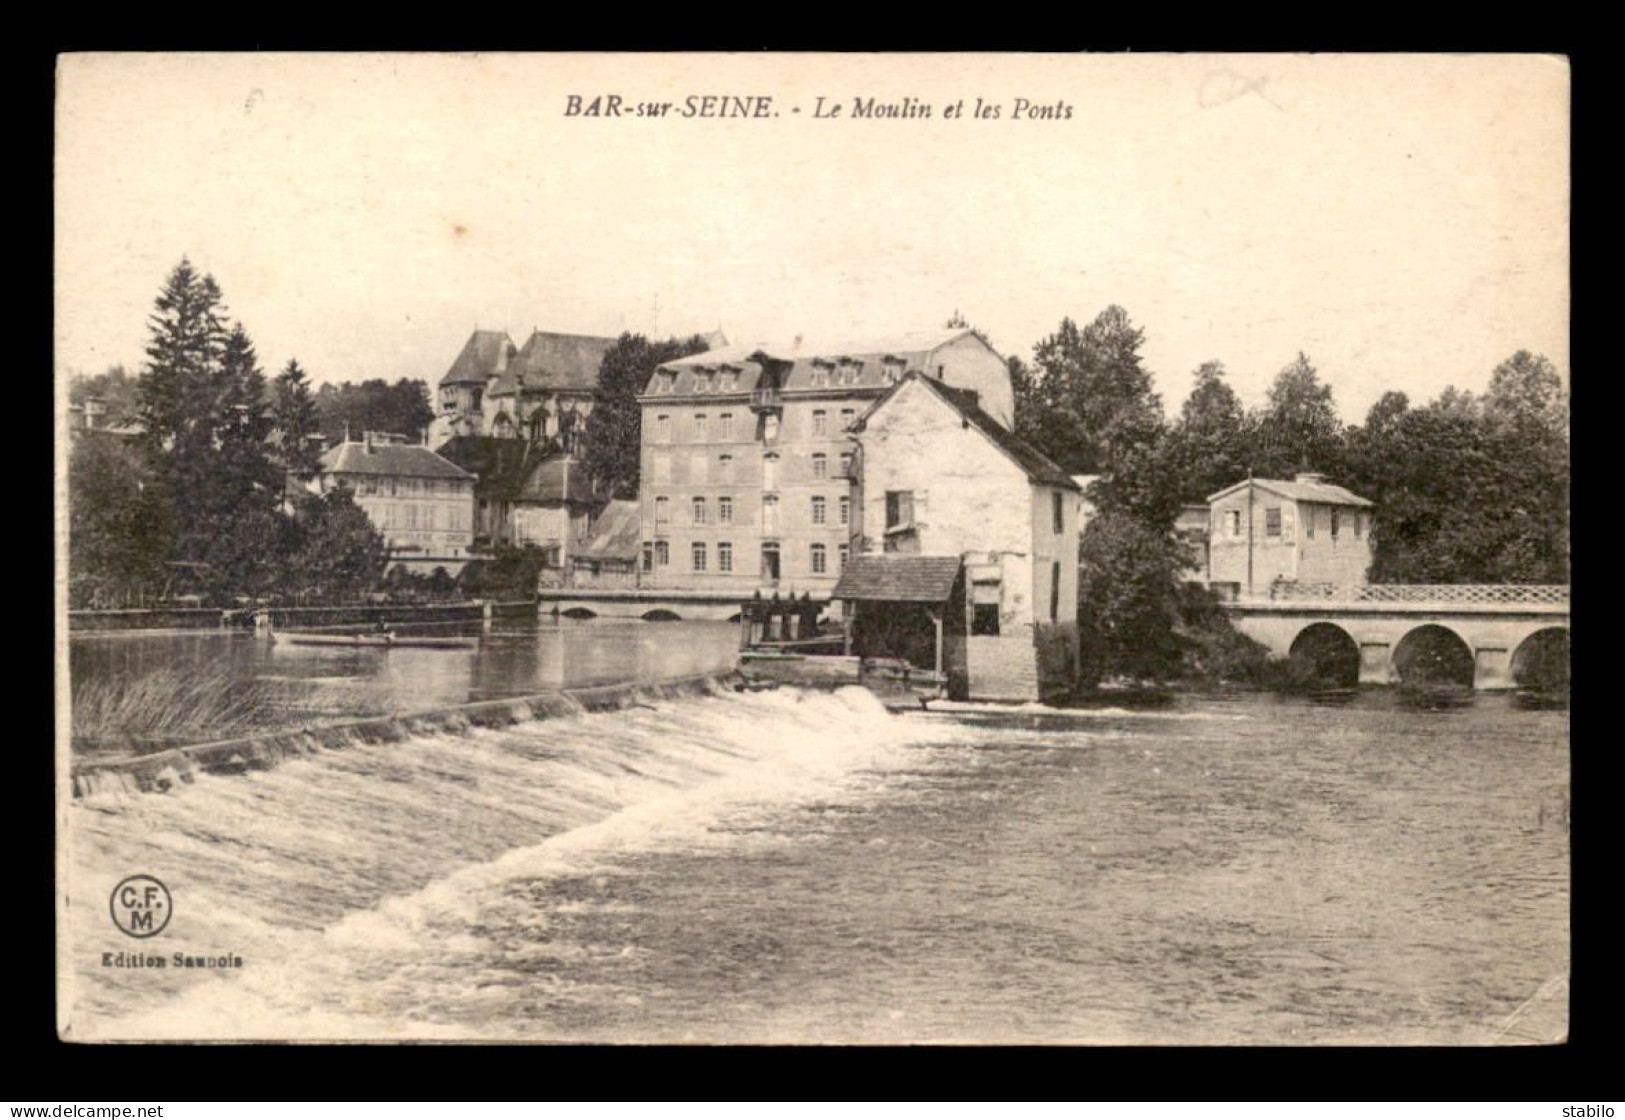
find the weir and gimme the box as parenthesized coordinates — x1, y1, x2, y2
(70, 669, 745, 799)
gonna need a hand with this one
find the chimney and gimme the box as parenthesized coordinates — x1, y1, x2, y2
(1294, 471, 1326, 485)
(364, 431, 375, 454)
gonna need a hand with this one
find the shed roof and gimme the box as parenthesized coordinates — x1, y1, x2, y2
(574, 499, 642, 562)
(434, 435, 534, 496)
(1206, 477, 1374, 507)
(321, 439, 474, 480)
(832, 555, 964, 603)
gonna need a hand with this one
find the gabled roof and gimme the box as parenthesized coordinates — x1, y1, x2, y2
(321, 439, 474, 480)
(1206, 477, 1374, 507)
(574, 498, 642, 562)
(490, 331, 619, 397)
(855, 372, 1079, 491)
(441, 330, 518, 387)
(832, 555, 964, 603)
(645, 327, 994, 397)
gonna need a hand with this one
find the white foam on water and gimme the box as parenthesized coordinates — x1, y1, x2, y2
(66, 685, 947, 1041)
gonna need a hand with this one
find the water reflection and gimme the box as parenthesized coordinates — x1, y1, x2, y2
(69, 618, 742, 752)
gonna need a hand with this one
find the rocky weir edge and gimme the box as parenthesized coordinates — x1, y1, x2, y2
(69, 670, 746, 799)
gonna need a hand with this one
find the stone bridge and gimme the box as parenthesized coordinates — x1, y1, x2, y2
(1222, 584, 1570, 690)
(537, 586, 831, 623)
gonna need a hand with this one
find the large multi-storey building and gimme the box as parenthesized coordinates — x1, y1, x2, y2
(312, 432, 477, 575)
(636, 328, 1014, 595)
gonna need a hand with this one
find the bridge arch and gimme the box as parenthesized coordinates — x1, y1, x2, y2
(560, 607, 597, 620)
(1512, 626, 1570, 690)
(642, 609, 682, 622)
(1287, 622, 1361, 689)
(1392, 623, 1476, 688)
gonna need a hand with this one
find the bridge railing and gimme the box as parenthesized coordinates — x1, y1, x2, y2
(1265, 582, 1569, 606)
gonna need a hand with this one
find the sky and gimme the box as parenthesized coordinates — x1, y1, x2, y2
(55, 52, 1569, 422)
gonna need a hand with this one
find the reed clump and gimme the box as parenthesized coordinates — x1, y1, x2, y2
(71, 664, 285, 755)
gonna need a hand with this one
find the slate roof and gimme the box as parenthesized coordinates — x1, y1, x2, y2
(855, 373, 1079, 491)
(490, 331, 619, 397)
(440, 330, 518, 388)
(516, 454, 597, 505)
(832, 555, 964, 603)
(645, 327, 993, 398)
(574, 499, 642, 562)
(1206, 477, 1374, 507)
(321, 439, 474, 480)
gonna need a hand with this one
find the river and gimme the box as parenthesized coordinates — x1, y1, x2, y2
(62, 621, 1569, 1044)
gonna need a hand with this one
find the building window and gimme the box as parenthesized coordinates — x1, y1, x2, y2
(1305, 508, 1316, 539)
(1053, 491, 1064, 534)
(1050, 560, 1061, 623)
(886, 490, 914, 530)
(840, 408, 855, 429)
(693, 413, 708, 441)
(718, 495, 733, 524)
(762, 494, 780, 531)
(841, 361, 863, 382)
(839, 495, 850, 526)
(1226, 509, 1241, 538)
(718, 454, 733, 481)
(718, 541, 733, 572)
(837, 543, 849, 572)
(642, 542, 653, 573)
(719, 413, 734, 439)
(692, 497, 708, 525)
(656, 415, 671, 443)
(811, 496, 826, 525)
(810, 543, 827, 574)
(763, 452, 779, 491)
(653, 454, 671, 484)
(812, 410, 828, 437)
(812, 453, 828, 479)
(840, 450, 854, 477)
(692, 542, 707, 572)
(1331, 510, 1341, 538)
(1354, 512, 1365, 538)
(721, 371, 737, 392)
(655, 540, 669, 566)
(654, 496, 669, 527)
(973, 603, 1001, 636)
(1265, 507, 1282, 537)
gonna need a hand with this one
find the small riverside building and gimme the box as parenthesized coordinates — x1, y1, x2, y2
(313, 432, 477, 575)
(834, 372, 1081, 702)
(1207, 472, 1374, 598)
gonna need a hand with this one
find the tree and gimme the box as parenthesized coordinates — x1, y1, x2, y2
(283, 486, 389, 601)
(1169, 360, 1252, 503)
(67, 432, 172, 606)
(581, 332, 709, 498)
(1023, 306, 1164, 477)
(67, 364, 140, 426)
(132, 262, 285, 596)
(136, 258, 229, 450)
(1250, 352, 1344, 478)
(1075, 511, 1187, 685)
(313, 379, 435, 445)
(271, 359, 323, 474)
(1484, 350, 1568, 439)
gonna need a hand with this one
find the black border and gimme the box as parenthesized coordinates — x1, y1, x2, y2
(30, 39, 1604, 1095)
